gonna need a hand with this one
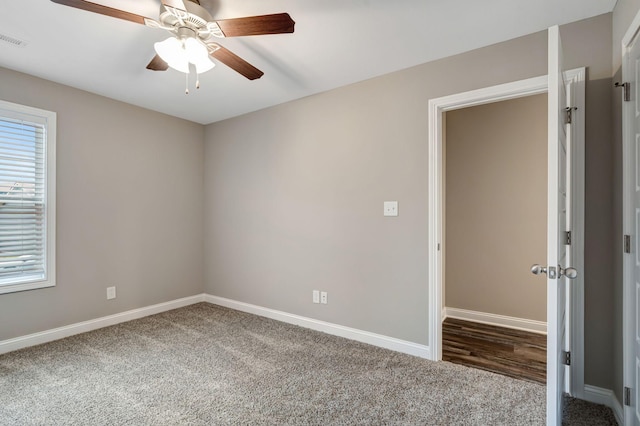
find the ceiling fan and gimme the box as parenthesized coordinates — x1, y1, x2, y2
(50, 0, 295, 88)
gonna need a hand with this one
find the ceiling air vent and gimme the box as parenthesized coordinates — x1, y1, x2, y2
(0, 33, 28, 48)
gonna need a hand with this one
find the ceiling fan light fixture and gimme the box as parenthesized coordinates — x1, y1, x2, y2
(154, 35, 214, 74)
(51, 0, 295, 82)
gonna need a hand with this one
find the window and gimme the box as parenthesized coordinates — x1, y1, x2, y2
(0, 100, 56, 294)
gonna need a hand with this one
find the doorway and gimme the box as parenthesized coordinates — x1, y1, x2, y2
(441, 93, 548, 383)
(427, 70, 586, 397)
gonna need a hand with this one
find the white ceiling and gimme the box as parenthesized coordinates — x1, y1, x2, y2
(0, 0, 616, 124)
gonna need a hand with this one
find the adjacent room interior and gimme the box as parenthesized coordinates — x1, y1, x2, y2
(442, 94, 548, 384)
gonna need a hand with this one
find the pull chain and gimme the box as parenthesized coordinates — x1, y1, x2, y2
(184, 69, 202, 94)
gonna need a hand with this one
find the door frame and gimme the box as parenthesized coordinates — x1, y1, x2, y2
(427, 70, 586, 396)
(622, 9, 640, 426)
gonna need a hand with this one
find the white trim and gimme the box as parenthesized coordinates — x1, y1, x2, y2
(204, 295, 432, 359)
(565, 66, 587, 399)
(443, 307, 547, 334)
(427, 93, 444, 361)
(622, 9, 640, 426)
(583, 385, 623, 425)
(429, 76, 549, 111)
(0, 294, 206, 355)
(427, 70, 586, 394)
(547, 27, 563, 425)
(1, 293, 431, 360)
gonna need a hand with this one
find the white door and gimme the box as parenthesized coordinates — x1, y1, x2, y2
(547, 25, 574, 426)
(624, 20, 640, 426)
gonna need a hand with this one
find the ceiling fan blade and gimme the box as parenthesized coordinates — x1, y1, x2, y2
(146, 55, 169, 71)
(209, 45, 264, 80)
(50, 0, 149, 25)
(215, 13, 295, 37)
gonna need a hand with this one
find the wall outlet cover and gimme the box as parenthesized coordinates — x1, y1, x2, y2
(384, 201, 398, 217)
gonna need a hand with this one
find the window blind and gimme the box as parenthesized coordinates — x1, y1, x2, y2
(0, 116, 47, 286)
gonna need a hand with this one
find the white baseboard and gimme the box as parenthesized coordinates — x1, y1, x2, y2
(583, 385, 623, 425)
(444, 307, 547, 334)
(204, 294, 431, 359)
(0, 294, 206, 355)
(1, 293, 430, 360)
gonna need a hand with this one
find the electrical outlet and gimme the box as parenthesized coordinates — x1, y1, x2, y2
(312, 290, 320, 304)
(320, 291, 328, 304)
(106, 286, 116, 300)
(384, 201, 398, 217)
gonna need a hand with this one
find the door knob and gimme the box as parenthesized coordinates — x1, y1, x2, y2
(560, 266, 578, 279)
(531, 264, 578, 279)
(531, 264, 547, 275)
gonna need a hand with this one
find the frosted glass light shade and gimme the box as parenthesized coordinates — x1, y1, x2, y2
(154, 36, 215, 74)
(184, 38, 215, 73)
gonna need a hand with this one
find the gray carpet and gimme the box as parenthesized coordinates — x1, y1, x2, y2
(562, 396, 617, 425)
(0, 303, 615, 425)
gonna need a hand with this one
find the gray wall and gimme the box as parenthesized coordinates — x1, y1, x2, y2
(204, 14, 614, 389)
(445, 95, 547, 321)
(0, 67, 205, 341)
(584, 76, 614, 389)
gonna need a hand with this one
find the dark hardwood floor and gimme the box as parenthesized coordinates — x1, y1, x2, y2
(442, 317, 546, 384)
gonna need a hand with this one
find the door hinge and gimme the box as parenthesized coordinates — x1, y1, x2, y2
(562, 351, 571, 366)
(625, 235, 632, 254)
(564, 107, 577, 124)
(625, 386, 632, 406)
(564, 231, 572, 245)
(615, 82, 631, 102)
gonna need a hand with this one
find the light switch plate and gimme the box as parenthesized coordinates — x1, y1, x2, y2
(106, 286, 116, 300)
(384, 201, 398, 217)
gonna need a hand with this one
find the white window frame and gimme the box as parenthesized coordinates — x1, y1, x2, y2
(0, 100, 56, 294)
